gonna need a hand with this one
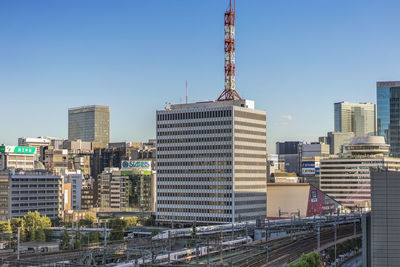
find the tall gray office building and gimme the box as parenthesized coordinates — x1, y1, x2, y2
(370, 170, 400, 266)
(156, 99, 267, 224)
(334, 101, 376, 137)
(68, 105, 110, 144)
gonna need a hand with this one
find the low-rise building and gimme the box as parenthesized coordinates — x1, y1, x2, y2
(267, 183, 342, 219)
(44, 148, 68, 175)
(0, 145, 36, 170)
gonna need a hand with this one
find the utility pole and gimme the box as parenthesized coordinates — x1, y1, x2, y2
(317, 224, 320, 251)
(17, 227, 20, 260)
(334, 223, 337, 266)
(168, 230, 171, 264)
(104, 222, 107, 247)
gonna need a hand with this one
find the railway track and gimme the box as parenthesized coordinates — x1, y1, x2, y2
(244, 223, 361, 267)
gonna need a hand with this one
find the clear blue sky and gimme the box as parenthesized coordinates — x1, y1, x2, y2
(1, 0, 400, 153)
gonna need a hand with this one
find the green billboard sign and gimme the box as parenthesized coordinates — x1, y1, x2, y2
(0, 146, 36, 154)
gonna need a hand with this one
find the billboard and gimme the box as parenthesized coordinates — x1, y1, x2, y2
(121, 161, 152, 175)
(301, 161, 320, 175)
(0, 146, 36, 154)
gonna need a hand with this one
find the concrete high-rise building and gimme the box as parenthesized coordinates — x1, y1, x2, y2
(320, 136, 400, 211)
(276, 141, 302, 175)
(0, 170, 62, 219)
(98, 168, 129, 210)
(156, 99, 267, 224)
(370, 170, 400, 266)
(327, 131, 355, 155)
(68, 105, 110, 144)
(64, 172, 83, 211)
(334, 101, 376, 137)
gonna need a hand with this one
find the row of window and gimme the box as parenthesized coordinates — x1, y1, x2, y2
(158, 161, 232, 167)
(157, 185, 232, 190)
(157, 215, 231, 222)
(12, 202, 58, 207)
(158, 169, 232, 174)
(158, 153, 232, 159)
(158, 137, 232, 144)
(157, 128, 232, 136)
(12, 196, 58, 201)
(158, 177, 232, 182)
(158, 145, 232, 151)
(158, 200, 232, 206)
(158, 192, 232, 198)
(157, 120, 232, 129)
(157, 110, 232, 121)
(157, 207, 233, 214)
(12, 184, 57, 188)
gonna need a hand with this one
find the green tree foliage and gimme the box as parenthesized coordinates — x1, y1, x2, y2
(79, 214, 95, 228)
(89, 231, 99, 243)
(35, 228, 46, 242)
(143, 216, 156, 226)
(74, 232, 81, 249)
(61, 230, 70, 250)
(289, 251, 323, 267)
(109, 218, 126, 241)
(123, 217, 138, 228)
(0, 220, 12, 234)
(10, 218, 25, 241)
(151, 229, 159, 237)
(10, 211, 51, 242)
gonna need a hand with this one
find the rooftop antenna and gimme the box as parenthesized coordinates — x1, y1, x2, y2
(186, 80, 188, 104)
(217, 0, 242, 101)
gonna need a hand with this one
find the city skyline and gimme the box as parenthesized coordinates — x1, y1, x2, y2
(2, 0, 400, 152)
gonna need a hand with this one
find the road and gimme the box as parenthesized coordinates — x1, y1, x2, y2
(341, 254, 362, 267)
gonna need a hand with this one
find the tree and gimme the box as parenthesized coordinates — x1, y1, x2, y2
(123, 217, 138, 228)
(0, 220, 12, 234)
(109, 218, 126, 241)
(61, 230, 70, 250)
(74, 232, 81, 249)
(11, 218, 25, 242)
(35, 228, 46, 242)
(79, 214, 95, 228)
(89, 231, 99, 243)
(23, 211, 51, 242)
(288, 252, 323, 267)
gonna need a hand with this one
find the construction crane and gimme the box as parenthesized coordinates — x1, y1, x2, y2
(217, 0, 242, 101)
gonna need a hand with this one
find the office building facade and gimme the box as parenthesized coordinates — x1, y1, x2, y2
(0, 145, 36, 171)
(334, 101, 376, 137)
(0, 170, 62, 219)
(377, 81, 400, 142)
(98, 168, 129, 210)
(68, 105, 110, 144)
(370, 170, 400, 266)
(320, 136, 400, 211)
(327, 131, 355, 155)
(156, 99, 267, 224)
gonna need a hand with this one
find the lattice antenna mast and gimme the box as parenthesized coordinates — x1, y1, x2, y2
(217, 0, 242, 101)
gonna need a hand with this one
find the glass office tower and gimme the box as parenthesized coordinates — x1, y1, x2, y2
(68, 105, 110, 144)
(377, 81, 400, 157)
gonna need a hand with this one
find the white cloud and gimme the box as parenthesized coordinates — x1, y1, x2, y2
(282, 115, 293, 120)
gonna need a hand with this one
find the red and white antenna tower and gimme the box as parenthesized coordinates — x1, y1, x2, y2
(217, 0, 242, 101)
